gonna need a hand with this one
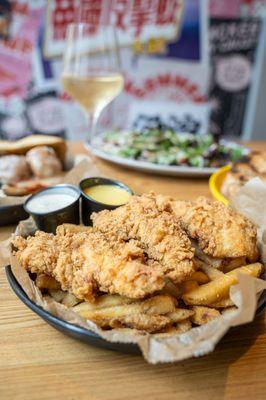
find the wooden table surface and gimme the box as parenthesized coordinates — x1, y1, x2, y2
(1, 141, 265, 400)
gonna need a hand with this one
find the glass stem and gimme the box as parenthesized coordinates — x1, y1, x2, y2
(87, 112, 99, 146)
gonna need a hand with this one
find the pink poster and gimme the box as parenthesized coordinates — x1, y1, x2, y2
(209, 0, 242, 18)
(0, 2, 43, 99)
(44, 0, 184, 57)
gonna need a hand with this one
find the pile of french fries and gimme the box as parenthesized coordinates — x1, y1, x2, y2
(35, 260, 263, 336)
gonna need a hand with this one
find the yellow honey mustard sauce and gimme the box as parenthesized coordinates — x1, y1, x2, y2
(84, 185, 131, 205)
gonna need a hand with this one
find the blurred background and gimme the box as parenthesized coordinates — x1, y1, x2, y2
(0, 0, 265, 142)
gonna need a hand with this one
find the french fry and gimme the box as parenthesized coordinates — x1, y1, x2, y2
(74, 294, 135, 317)
(107, 313, 171, 333)
(190, 306, 220, 325)
(211, 298, 234, 308)
(92, 294, 134, 308)
(74, 295, 176, 321)
(191, 271, 210, 284)
(36, 274, 61, 290)
(156, 320, 192, 337)
(167, 308, 194, 323)
(182, 263, 263, 306)
(74, 295, 177, 332)
(61, 292, 80, 307)
(199, 263, 224, 280)
(49, 289, 66, 303)
(182, 280, 199, 294)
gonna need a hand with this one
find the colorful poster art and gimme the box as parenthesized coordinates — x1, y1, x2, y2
(37, 0, 210, 139)
(167, 0, 204, 61)
(44, 0, 184, 57)
(127, 102, 210, 134)
(209, 0, 242, 18)
(0, 0, 45, 139)
(112, 54, 209, 131)
(209, 18, 261, 137)
(0, 0, 210, 140)
(112, 0, 210, 133)
(240, 0, 266, 16)
(0, 1, 43, 99)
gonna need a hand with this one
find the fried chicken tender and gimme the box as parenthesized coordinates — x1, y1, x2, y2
(13, 229, 166, 301)
(92, 193, 195, 283)
(13, 232, 58, 276)
(13, 193, 195, 301)
(170, 196, 258, 262)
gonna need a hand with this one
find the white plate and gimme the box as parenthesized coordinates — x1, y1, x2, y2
(87, 144, 218, 177)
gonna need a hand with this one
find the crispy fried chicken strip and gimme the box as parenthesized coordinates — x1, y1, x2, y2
(13, 229, 167, 301)
(169, 197, 258, 262)
(92, 193, 195, 283)
(13, 194, 195, 301)
(13, 231, 58, 276)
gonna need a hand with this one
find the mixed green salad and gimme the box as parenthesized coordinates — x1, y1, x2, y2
(99, 129, 248, 168)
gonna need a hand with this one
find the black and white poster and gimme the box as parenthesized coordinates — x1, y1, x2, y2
(209, 18, 261, 137)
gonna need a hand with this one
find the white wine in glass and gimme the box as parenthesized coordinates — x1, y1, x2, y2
(61, 24, 124, 145)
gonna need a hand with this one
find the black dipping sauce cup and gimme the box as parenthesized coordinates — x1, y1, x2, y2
(24, 184, 81, 234)
(79, 177, 133, 226)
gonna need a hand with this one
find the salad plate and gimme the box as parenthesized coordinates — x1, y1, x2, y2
(88, 145, 217, 177)
(88, 130, 248, 178)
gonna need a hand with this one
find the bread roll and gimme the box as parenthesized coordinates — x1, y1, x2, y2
(0, 155, 31, 184)
(0, 134, 66, 162)
(26, 146, 62, 178)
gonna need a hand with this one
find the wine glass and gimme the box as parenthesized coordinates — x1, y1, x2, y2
(61, 23, 124, 146)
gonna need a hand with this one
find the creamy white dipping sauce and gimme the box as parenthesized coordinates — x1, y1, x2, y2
(27, 193, 77, 214)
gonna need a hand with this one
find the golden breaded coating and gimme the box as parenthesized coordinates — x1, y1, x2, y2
(13, 232, 58, 276)
(56, 223, 90, 235)
(92, 192, 195, 284)
(13, 194, 195, 301)
(170, 196, 258, 261)
(13, 229, 166, 301)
